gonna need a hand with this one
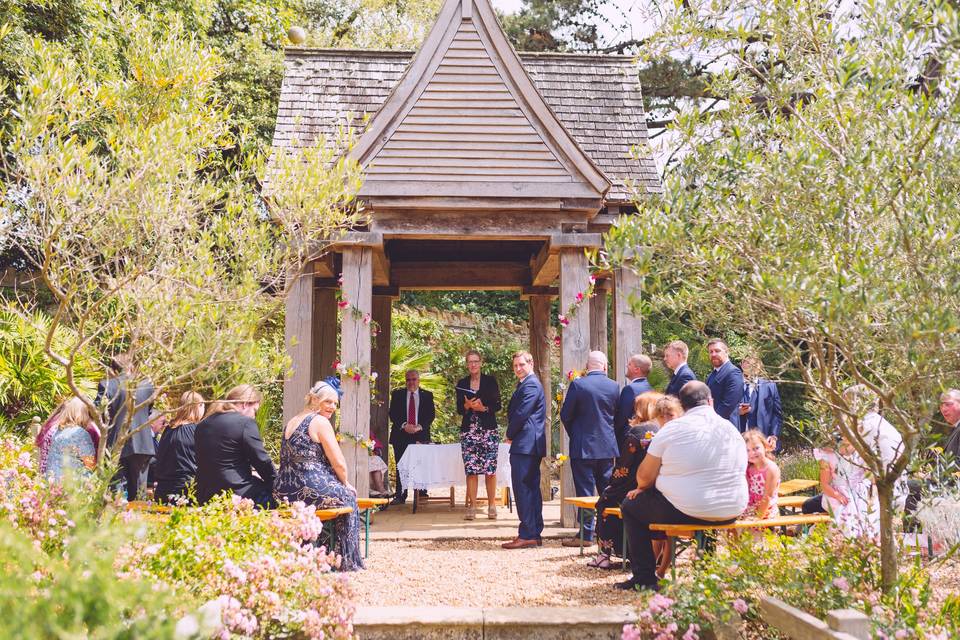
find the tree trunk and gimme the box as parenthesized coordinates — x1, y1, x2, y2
(875, 480, 899, 593)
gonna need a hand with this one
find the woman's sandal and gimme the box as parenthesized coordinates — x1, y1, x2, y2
(587, 554, 614, 569)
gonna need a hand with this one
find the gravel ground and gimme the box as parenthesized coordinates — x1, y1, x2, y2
(351, 538, 645, 608)
(928, 556, 960, 611)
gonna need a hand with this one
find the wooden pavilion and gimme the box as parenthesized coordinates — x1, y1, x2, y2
(271, 0, 662, 524)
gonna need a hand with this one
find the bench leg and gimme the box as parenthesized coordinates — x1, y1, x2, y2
(578, 508, 585, 556)
(363, 509, 370, 559)
(449, 487, 455, 509)
(669, 536, 677, 582)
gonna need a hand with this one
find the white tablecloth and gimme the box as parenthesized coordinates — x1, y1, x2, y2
(396, 443, 512, 491)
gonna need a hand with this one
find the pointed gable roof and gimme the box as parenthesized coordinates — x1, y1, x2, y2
(349, 0, 612, 202)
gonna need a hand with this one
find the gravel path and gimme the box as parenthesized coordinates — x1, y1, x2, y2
(351, 538, 644, 608)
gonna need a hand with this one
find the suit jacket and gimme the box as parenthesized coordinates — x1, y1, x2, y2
(194, 411, 276, 505)
(560, 370, 620, 459)
(506, 374, 547, 457)
(740, 378, 783, 438)
(456, 374, 501, 431)
(613, 377, 654, 450)
(944, 422, 960, 460)
(665, 363, 697, 397)
(96, 375, 156, 458)
(388, 388, 435, 446)
(706, 360, 745, 426)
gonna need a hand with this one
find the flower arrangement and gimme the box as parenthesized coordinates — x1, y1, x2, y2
(333, 360, 378, 384)
(557, 274, 597, 329)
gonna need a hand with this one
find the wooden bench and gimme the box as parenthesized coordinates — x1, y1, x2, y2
(356, 498, 389, 558)
(778, 479, 819, 496)
(563, 496, 601, 556)
(779, 495, 809, 513)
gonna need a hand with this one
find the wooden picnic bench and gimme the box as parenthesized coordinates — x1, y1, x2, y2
(563, 496, 601, 555)
(778, 478, 819, 496)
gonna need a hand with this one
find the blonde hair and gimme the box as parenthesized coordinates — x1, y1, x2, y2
(204, 384, 262, 418)
(305, 380, 338, 409)
(59, 397, 92, 428)
(655, 395, 682, 420)
(170, 391, 205, 428)
(743, 429, 775, 459)
(512, 350, 534, 364)
(630, 391, 664, 426)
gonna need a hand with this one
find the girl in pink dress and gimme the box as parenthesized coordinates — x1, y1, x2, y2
(742, 429, 780, 519)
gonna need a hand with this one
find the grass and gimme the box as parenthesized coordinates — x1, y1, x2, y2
(778, 450, 819, 481)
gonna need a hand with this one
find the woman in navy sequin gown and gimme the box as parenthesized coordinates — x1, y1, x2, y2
(274, 380, 363, 571)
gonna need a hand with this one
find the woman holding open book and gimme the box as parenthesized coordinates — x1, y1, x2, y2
(456, 349, 502, 520)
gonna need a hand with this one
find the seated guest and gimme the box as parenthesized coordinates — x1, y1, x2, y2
(616, 381, 748, 591)
(742, 429, 780, 519)
(456, 349, 502, 520)
(274, 379, 363, 571)
(44, 397, 97, 484)
(368, 431, 389, 497)
(588, 391, 664, 569)
(154, 391, 204, 504)
(195, 384, 276, 508)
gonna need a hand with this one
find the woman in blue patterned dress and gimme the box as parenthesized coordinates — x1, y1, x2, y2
(45, 397, 97, 484)
(273, 380, 363, 571)
(455, 350, 502, 520)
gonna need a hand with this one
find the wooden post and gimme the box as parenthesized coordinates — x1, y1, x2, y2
(529, 294, 554, 501)
(341, 247, 373, 498)
(312, 287, 339, 381)
(589, 283, 608, 358)
(370, 295, 393, 469)
(559, 248, 590, 526)
(283, 267, 315, 426)
(613, 266, 643, 387)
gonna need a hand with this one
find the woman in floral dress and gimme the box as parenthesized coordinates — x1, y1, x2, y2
(44, 397, 97, 484)
(456, 350, 502, 520)
(274, 379, 363, 571)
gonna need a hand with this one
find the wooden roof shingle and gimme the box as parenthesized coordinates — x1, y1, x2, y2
(273, 48, 661, 202)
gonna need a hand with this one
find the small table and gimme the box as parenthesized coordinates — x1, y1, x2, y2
(396, 443, 513, 513)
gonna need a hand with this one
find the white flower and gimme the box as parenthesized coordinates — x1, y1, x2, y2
(173, 614, 199, 639)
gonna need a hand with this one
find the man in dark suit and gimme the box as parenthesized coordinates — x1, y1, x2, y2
(560, 350, 620, 547)
(388, 370, 435, 506)
(502, 350, 546, 549)
(705, 339, 744, 426)
(96, 354, 156, 500)
(941, 389, 960, 460)
(613, 354, 654, 450)
(738, 357, 783, 445)
(663, 340, 697, 397)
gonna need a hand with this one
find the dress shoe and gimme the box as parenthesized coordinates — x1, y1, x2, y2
(614, 578, 660, 592)
(389, 495, 407, 506)
(561, 536, 595, 548)
(501, 537, 539, 549)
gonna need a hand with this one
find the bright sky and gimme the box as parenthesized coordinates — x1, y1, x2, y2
(491, 0, 655, 51)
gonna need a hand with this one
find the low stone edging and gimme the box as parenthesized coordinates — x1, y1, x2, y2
(354, 605, 635, 639)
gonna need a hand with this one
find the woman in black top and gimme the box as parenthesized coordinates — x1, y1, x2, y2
(154, 391, 205, 504)
(455, 350, 502, 520)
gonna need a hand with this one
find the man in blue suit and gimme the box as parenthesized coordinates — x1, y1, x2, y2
(663, 340, 697, 397)
(613, 354, 654, 450)
(560, 350, 620, 547)
(738, 356, 783, 445)
(503, 350, 547, 550)
(705, 339, 744, 426)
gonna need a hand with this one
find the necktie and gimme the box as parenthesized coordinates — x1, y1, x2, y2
(407, 392, 416, 425)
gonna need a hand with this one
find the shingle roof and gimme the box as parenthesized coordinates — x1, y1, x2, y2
(273, 48, 662, 201)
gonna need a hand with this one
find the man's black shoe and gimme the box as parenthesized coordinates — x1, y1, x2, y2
(614, 579, 659, 592)
(416, 489, 428, 498)
(389, 495, 407, 506)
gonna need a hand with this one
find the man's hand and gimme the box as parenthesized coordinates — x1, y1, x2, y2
(403, 422, 421, 435)
(738, 402, 751, 416)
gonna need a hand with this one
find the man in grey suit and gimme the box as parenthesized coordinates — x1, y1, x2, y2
(97, 354, 156, 500)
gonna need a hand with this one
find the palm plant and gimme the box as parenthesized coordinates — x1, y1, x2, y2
(389, 344, 445, 394)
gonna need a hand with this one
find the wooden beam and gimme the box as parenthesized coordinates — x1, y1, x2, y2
(373, 286, 401, 298)
(613, 266, 643, 387)
(559, 248, 590, 527)
(530, 241, 559, 286)
(312, 287, 339, 382)
(551, 232, 603, 248)
(283, 269, 315, 426)
(390, 261, 530, 289)
(371, 211, 583, 240)
(312, 253, 336, 278)
(341, 247, 373, 498)
(330, 231, 384, 249)
(363, 196, 602, 212)
(372, 247, 391, 287)
(370, 296, 393, 472)
(520, 286, 558, 299)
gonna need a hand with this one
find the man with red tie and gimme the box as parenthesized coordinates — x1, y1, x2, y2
(388, 369, 435, 506)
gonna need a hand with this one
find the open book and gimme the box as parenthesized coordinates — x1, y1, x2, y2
(454, 386, 479, 398)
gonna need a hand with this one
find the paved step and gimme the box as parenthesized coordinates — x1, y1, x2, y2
(354, 605, 635, 639)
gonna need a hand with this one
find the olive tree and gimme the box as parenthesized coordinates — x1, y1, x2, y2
(605, 0, 960, 591)
(0, 9, 363, 461)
